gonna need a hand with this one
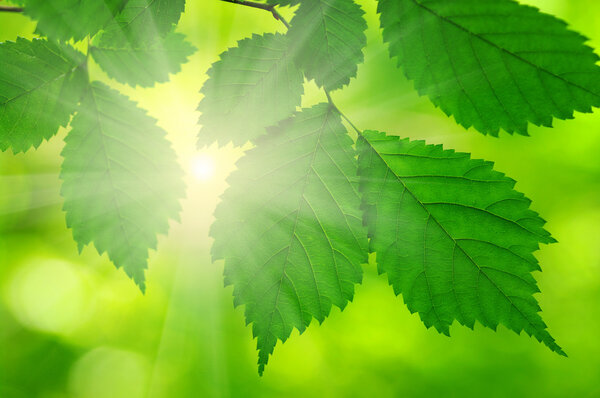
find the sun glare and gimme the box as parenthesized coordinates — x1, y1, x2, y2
(190, 154, 217, 181)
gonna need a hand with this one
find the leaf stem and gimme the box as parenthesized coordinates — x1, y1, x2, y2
(325, 90, 363, 135)
(336, 105, 363, 136)
(0, 5, 23, 12)
(220, 0, 290, 28)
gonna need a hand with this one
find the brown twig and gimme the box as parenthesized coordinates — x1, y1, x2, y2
(0, 5, 23, 12)
(221, 0, 362, 134)
(220, 0, 290, 28)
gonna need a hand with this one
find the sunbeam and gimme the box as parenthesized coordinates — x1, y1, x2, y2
(190, 154, 216, 182)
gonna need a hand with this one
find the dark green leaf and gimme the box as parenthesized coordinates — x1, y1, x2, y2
(0, 38, 87, 153)
(211, 104, 368, 374)
(22, 0, 128, 41)
(61, 82, 184, 290)
(378, 0, 600, 135)
(358, 130, 564, 355)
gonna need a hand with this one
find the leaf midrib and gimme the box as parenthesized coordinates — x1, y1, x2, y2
(411, 0, 600, 99)
(362, 136, 556, 347)
(0, 63, 82, 107)
(86, 85, 138, 258)
(261, 108, 336, 345)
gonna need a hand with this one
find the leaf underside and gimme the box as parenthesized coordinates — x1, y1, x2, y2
(358, 130, 564, 356)
(198, 33, 304, 147)
(378, 0, 600, 135)
(101, 0, 186, 45)
(91, 31, 195, 87)
(90, 0, 192, 87)
(0, 38, 87, 153)
(60, 82, 184, 290)
(211, 104, 368, 374)
(289, 0, 367, 92)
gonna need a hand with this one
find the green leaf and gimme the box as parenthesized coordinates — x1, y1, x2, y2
(101, 0, 186, 44)
(358, 130, 564, 355)
(198, 33, 304, 147)
(90, 31, 195, 87)
(0, 38, 87, 153)
(22, 0, 128, 41)
(288, 0, 367, 91)
(60, 82, 184, 290)
(266, 0, 299, 6)
(211, 104, 368, 374)
(378, 0, 600, 135)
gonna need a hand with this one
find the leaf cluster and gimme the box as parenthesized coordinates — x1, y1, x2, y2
(3, 0, 599, 374)
(0, 0, 195, 290)
(199, 0, 600, 373)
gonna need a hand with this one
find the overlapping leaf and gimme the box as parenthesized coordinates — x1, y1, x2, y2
(21, 0, 128, 41)
(90, 32, 195, 87)
(211, 104, 368, 374)
(378, 0, 600, 135)
(61, 82, 184, 290)
(198, 33, 304, 146)
(101, 0, 186, 45)
(0, 38, 87, 153)
(289, 0, 367, 91)
(358, 130, 564, 355)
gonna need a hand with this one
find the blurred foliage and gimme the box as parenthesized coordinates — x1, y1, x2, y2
(0, 0, 599, 397)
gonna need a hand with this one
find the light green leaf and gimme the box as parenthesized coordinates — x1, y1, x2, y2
(61, 82, 184, 290)
(22, 0, 128, 41)
(198, 33, 304, 146)
(378, 0, 600, 135)
(90, 31, 195, 87)
(101, 0, 186, 44)
(0, 38, 87, 153)
(211, 104, 368, 374)
(288, 0, 367, 91)
(358, 130, 564, 355)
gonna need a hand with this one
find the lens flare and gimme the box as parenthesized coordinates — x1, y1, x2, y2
(190, 154, 216, 181)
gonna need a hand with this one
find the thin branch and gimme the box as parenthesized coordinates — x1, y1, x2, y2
(221, 0, 274, 12)
(325, 90, 363, 135)
(0, 5, 24, 12)
(325, 91, 333, 105)
(220, 0, 290, 28)
(271, 7, 290, 29)
(222, 0, 362, 134)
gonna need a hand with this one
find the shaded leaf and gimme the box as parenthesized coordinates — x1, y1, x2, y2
(378, 0, 600, 135)
(0, 38, 87, 153)
(22, 0, 128, 41)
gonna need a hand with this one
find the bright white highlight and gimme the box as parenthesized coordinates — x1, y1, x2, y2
(191, 154, 217, 181)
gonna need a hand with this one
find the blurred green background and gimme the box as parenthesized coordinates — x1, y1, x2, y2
(1, 0, 599, 397)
